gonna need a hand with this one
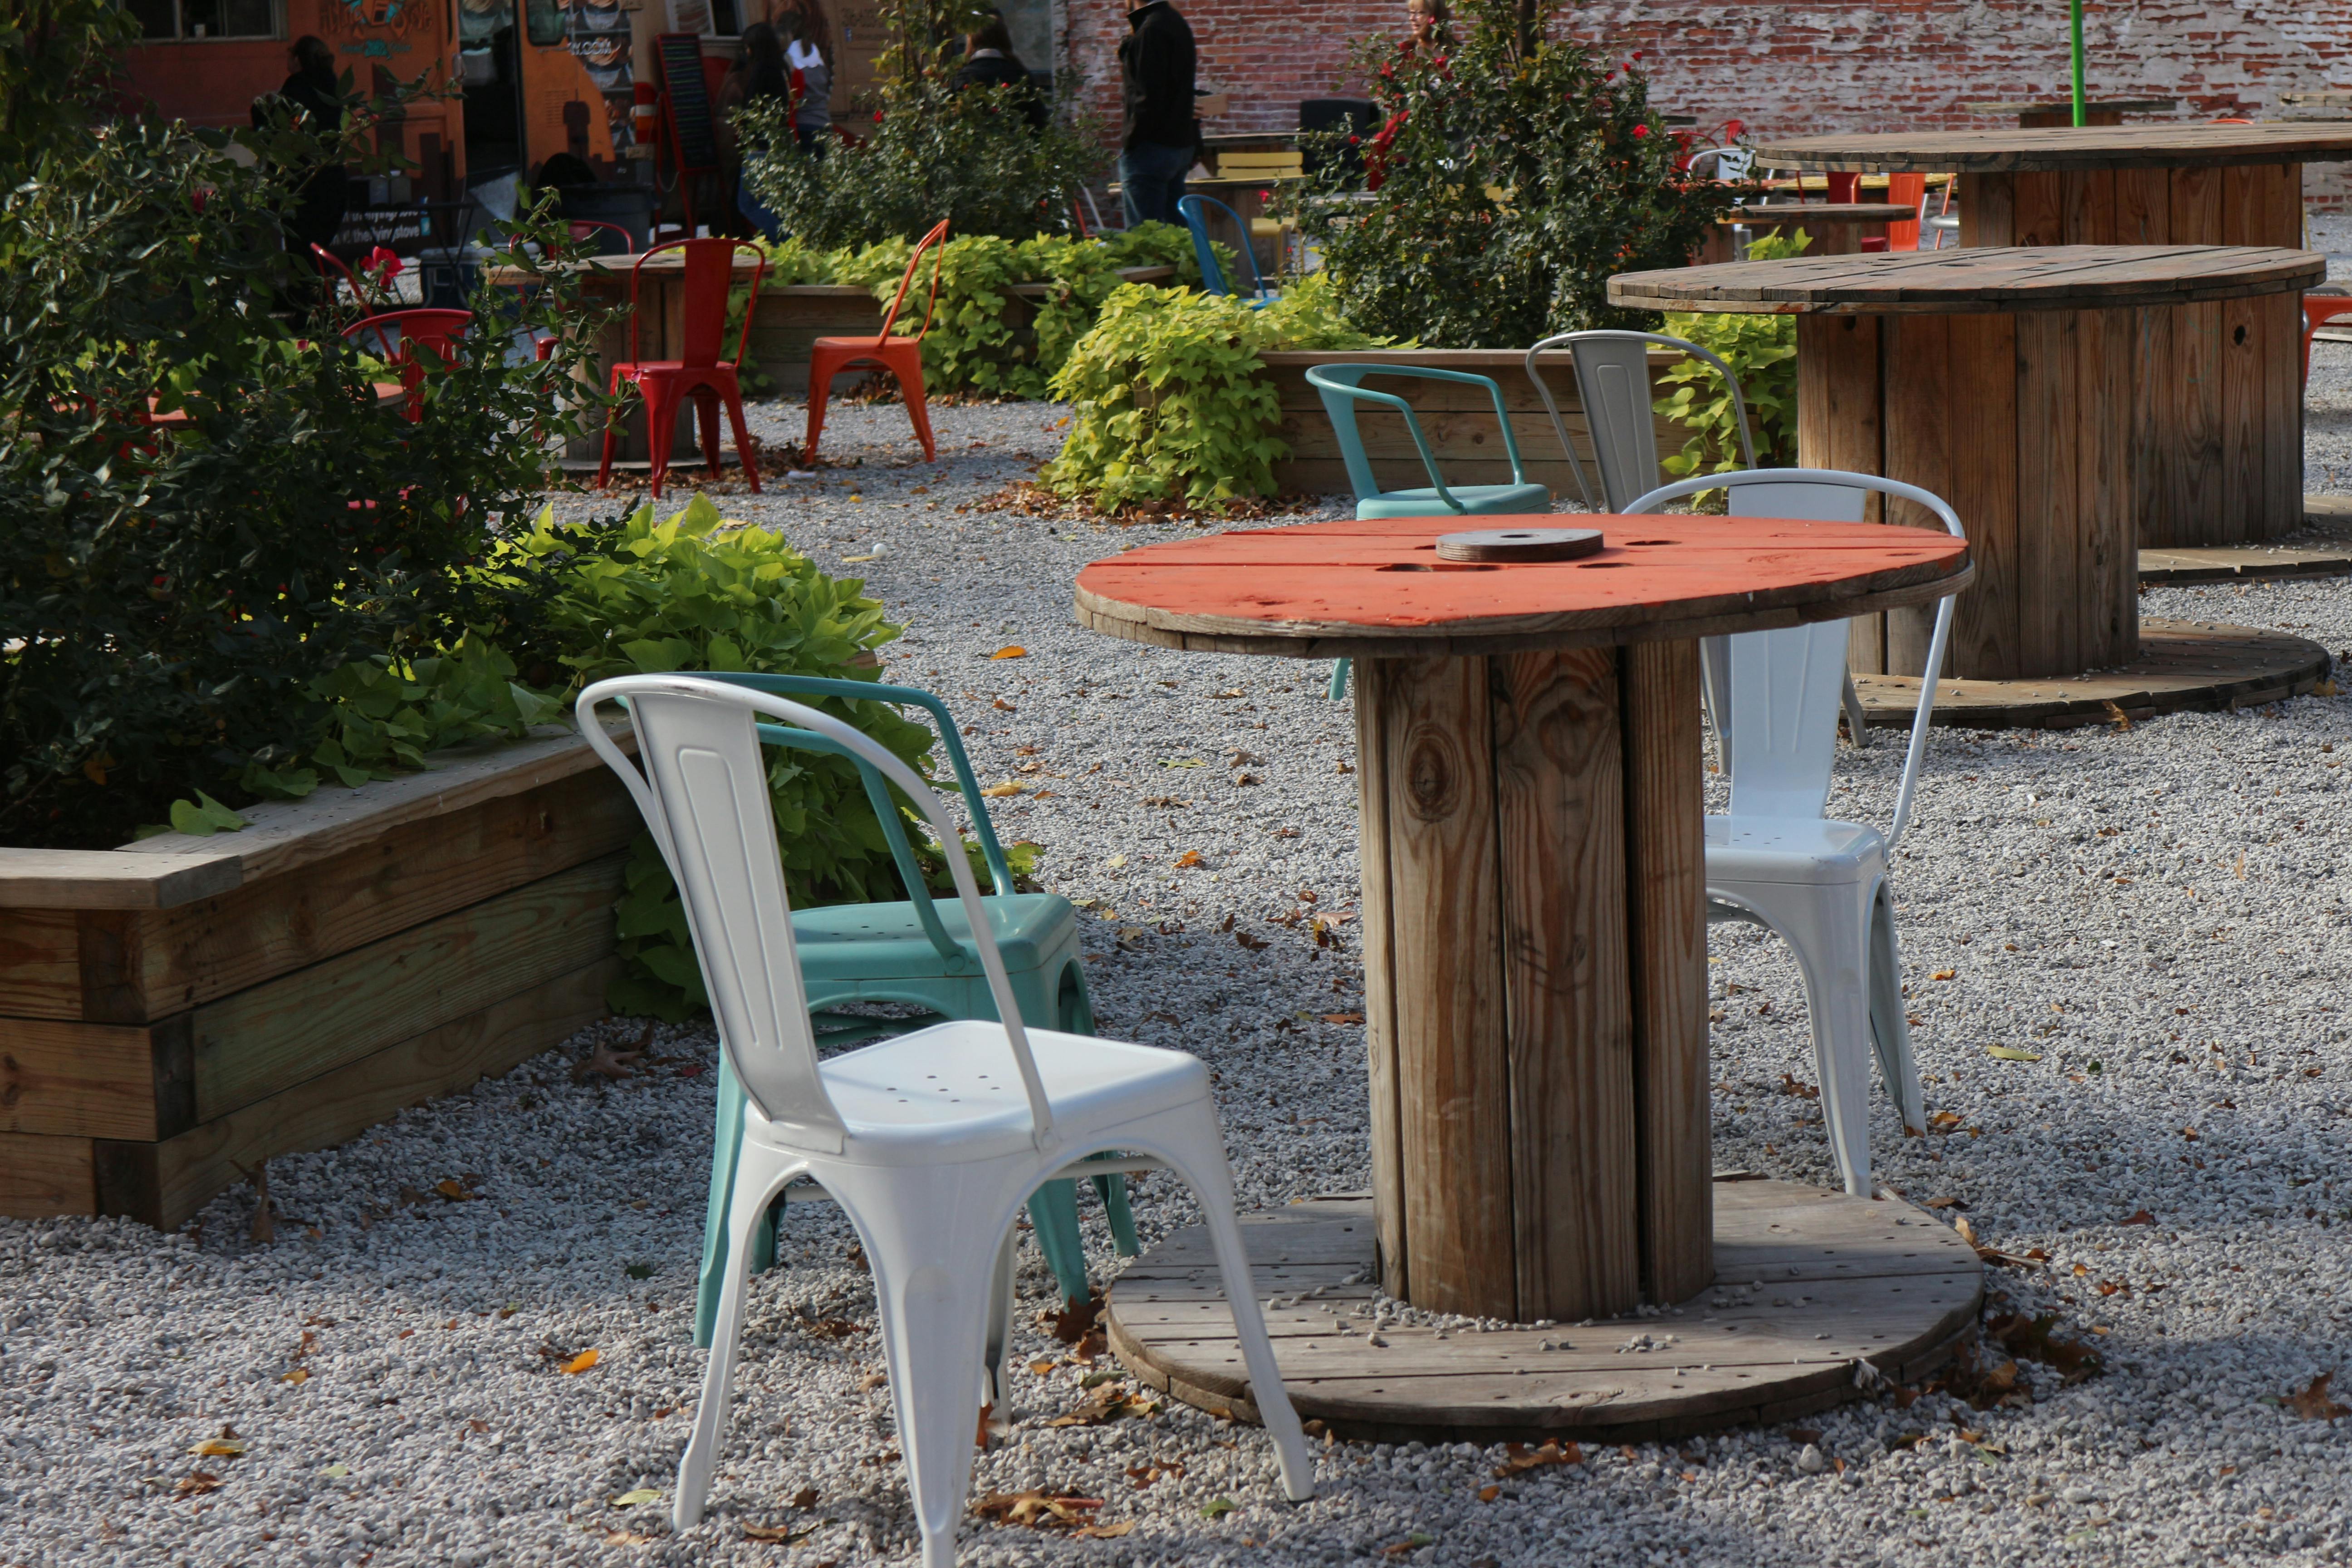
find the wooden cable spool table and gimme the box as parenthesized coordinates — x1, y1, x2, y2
(1754, 123, 2352, 549)
(1960, 97, 2180, 127)
(1074, 517, 1984, 1441)
(1611, 247, 2333, 727)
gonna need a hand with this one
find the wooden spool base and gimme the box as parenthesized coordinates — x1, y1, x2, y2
(1105, 1182, 1982, 1447)
(1852, 617, 2331, 730)
(2135, 497, 2352, 584)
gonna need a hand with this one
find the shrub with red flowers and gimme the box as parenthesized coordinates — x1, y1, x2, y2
(1288, 0, 1737, 348)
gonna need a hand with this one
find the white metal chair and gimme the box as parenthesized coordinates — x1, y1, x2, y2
(1625, 469, 1965, 1196)
(578, 676, 1314, 1560)
(1686, 145, 1756, 183)
(1526, 330, 1873, 753)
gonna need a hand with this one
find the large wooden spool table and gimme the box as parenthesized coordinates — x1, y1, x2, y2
(1754, 123, 2352, 549)
(1961, 97, 2179, 128)
(1610, 247, 2334, 725)
(1075, 517, 1984, 1440)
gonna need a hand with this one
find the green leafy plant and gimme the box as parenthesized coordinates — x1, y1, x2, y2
(1286, 0, 1735, 348)
(1654, 228, 1808, 502)
(0, 59, 606, 850)
(495, 495, 938, 1020)
(1042, 275, 1396, 510)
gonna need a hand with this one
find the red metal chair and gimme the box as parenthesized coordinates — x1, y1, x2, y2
(595, 237, 767, 498)
(2303, 292, 2352, 382)
(804, 219, 950, 466)
(1862, 172, 1930, 253)
(309, 243, 391, 315)
(342, 309, 473, 422)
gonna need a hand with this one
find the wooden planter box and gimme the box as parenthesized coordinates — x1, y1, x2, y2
(0, 727, 636, 1229)
(1262, 347, 1696, 502)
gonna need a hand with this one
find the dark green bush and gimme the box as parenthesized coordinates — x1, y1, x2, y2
(1288, 0, 1734, 348)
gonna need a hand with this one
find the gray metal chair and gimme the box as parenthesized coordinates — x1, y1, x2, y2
(1526, 328, 1870, 756)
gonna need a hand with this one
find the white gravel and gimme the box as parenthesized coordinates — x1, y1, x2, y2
(14, 362, 2352, 1567)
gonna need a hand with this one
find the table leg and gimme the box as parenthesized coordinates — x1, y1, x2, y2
(1353, 645, 1708, 1322)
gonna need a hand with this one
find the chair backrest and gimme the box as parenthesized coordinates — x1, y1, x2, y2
(876, 219, 951, 343)
(1687, 145, 1755, 183)
(1624, 467, 1967, 852)
(629, 236, 765, 369)
(569, 218, 637, 256)
(1884, 172, 1927, 252)
(1525, 330, 1757, 512)
(1176, 195, 1270, 301)
(579, 675, 1057, 1153)
(341, 309, 473, 420)
(308, 244, 379, 314)
(1303, 363, 1526, 510)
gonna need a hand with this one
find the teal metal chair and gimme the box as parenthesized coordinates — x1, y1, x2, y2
(682, 673, 1137, 1345)
(1305, 363, 1553, 698)
(1176, 194, 1278, 306)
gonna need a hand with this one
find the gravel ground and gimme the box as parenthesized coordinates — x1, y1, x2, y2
(17, 348, 2352, 1567)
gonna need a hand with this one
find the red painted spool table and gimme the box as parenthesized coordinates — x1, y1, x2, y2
(1075, 516, 1987, 1442)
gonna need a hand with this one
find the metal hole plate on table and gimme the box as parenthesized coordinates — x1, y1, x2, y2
(1436, 528, 1604, 563)
(1105, 1182, 1983, 1446)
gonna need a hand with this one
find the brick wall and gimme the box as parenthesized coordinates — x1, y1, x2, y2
(1061, 0, 2352, 205)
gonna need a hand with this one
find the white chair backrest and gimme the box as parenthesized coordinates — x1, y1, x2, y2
(1690, 146, 1755, 182)
(1623, 468, 1967, 851)
(578, 676, 1057, 1153)
(1527, 330, 1759, 512)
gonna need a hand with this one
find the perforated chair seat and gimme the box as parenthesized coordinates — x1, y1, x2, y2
(793, 892, 1078, 981)
(1705, 816, 1886, 886)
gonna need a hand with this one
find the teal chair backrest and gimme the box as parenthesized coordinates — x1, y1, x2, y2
(1176, 194, 1271, 303)
(1303, 363, 1531, 512)
(685, 671, 1017, 973)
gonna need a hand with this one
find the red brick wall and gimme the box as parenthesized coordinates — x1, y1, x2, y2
(1062, 0, 2352, 205)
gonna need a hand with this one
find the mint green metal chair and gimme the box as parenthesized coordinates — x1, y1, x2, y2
(1306, 363, 1553, 699)
(682, 673, 1135, 1344)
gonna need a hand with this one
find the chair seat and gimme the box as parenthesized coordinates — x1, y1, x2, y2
(1706, 815, 1885, 885)
(794, 892, 1077, 980)
(796, 1020, 1209, 1162)
(812, 334, 919, 354)
(1355, 481, 1551, 519)
(613, 359, 740, 381)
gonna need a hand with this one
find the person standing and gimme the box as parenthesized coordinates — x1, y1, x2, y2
(1117, 0, 1195, 227)
(252, 35, 349, 309)
(954, 15, 1047, 131)
(717, 21, 794, 239)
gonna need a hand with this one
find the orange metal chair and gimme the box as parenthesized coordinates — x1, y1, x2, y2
(1882, 172, 1928, 252)
(804, 219, 950, 466)
(2303, 293, 2352, 382)
(595, 237, 768, 498)
(342, 308, 473, 422)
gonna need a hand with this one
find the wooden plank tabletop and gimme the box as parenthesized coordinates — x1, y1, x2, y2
(1608, 245, 2324, 315)
(1960, 97, 2180, 116)
(1755, 122, 2352, 172)
(1073, 514, 1970, 658)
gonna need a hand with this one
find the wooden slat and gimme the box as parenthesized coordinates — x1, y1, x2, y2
(0, 849, 241, 912)
(1755, 122, 2352, 173)
(0, 1130, 94, 1218)
(2080, 309, 2138, 662)
(1796, 315, 1889, 670)
(1878, 315, 1954, 675)
(190, 853, 626, 1122)
(2013, 309, 2082, 675)
(94, 959, 614, 1232)
(1351, 660, 1409, 1302)
(2011, 169, 2065, 246)
(2061, 168, 2116, 244)
(2220, 168, 2265, 546)
(1491, 648, 1637, 1321)
(0, 911, 82, 1020)
(1608, 245, 2323, 316)
(2114, 165, 2171, 245)
(1374, 655, 1514, 1318)
(1961, 171, 2014, 246)
(0, 1017, 189, 1141)
(1946, 313, 2023, 677)
(1618, 642, 1710, 1306)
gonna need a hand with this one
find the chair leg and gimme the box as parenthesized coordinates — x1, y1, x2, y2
(1328, 659, 1351, 701)
(803, 363, 833, 465)
(696, 389, 723, 479)
(646, 383, 680, 500)
(692, 1054, 752, 1348)
(596, 380, 623, 491)
(1867, 883, 1926, 1135)
(1150, 1105, 1316, 1502)
(1092, 1162, 1141, 1258)
(675, 1136, 803, 1531)
(1700, 635, 1733, 771)
(898, 362, 939, 463)
(982, 1225, 1018, 1411)
(1024, 1178, 1093, 1306)
(725, 389, 762, 493)
(1842, 670, 1871, 750)
(1789, 883, 1879, 1198)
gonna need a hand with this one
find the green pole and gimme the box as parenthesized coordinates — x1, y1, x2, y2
(2070, 0, 2087, 126)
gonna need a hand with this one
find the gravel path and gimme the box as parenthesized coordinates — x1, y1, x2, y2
(14, 363, 2352, 1568)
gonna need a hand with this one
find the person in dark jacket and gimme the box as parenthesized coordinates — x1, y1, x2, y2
(252, 35, 349, 309)
(1117, 0, 1195, 227)
(953, 15, 1047, 131)
(719, 23, 797, 240)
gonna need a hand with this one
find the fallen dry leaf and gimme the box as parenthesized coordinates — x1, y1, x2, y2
(231, 1159, 274, 1245)
(1077, 1519, 1137, 1539)
(2287, 1373, 2352, 1421)
(1048, 1385, 1163, 1427)
(2121, 1209, 2156, 1226)
(574, 1023, 654, 1084)
(1494, 1440, 1582, 1477)
(1382, 1533, 1436, 1555)
(1321, 1011, 1365, 1025)
(603, 1528, 657, 1545)
(980, 781, 1025, 798)
(1926, 1111, 1965, 1132)
(1127, 1460, 1186, 1489)
(1171, 849, 1204, 868)
(971, 1490, 1106, 1529)
(1932, 969, 1958, 981)
(188, 1439, 247, 1458)
(1235, 930, 1269, 952)
(174, 1471, 221, 1499)
(992, 698, 1016, 712)
(1779, 1073, 1820, 1101)
(791, 1487, 818, 1510)
(562, 1349, 601, 1375)
(434, 1179, 477, 1203)
(990, 646, 1027, 660)
(279, 1368, 310, 1386)
(1478, 1484, 1502, 1502)
(1988, 1311, 2102, 1385)
(1987, 1045, 2043, 1062)
(743, 1521, 817, 1544)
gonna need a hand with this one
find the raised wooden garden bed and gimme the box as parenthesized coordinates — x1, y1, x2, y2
(0, 726, 635, 1229)
(1261, 346, 1696, 503)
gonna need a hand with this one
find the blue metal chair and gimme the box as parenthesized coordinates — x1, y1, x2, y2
(678, 672, 1136, 1344)
(1305, 364, 1553, 698)
(1176, 194, 1278, 305)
